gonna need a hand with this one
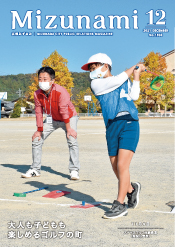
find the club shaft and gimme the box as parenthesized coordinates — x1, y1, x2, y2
(135, 66, 159, 77)
(23, 186, 48, 194)
(145, 70, 159, 77)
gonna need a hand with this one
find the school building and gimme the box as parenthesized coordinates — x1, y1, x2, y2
(162, 49, 175, 76)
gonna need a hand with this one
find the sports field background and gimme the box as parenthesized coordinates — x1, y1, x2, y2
(0, 118, 174, 247)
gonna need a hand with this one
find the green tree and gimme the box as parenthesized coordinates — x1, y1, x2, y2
(137, 103, 147, 113)
(11, 99, 27, 118)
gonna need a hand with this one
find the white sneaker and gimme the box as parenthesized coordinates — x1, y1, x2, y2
(70, 170, 79, 180)
(21, 169, 40, 178)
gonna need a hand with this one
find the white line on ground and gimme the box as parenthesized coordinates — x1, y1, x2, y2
(0, 198, 74, 206)
(0, 198, 111, 206)
(79, 132, 105, 135)
(0, 139, 29, 142)
(99, 199, 111, 203)
(141, 131, 175, 134)
(143, 209, 175, 214)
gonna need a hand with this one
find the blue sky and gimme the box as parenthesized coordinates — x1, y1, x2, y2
(0, 0, 174, 76)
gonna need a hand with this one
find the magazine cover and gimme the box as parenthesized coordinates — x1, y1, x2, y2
(0, 0, 174, 246)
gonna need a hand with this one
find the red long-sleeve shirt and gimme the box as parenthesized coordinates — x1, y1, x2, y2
(34, 83, 77, 132)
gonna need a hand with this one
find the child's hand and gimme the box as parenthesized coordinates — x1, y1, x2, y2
(133, 64, 146, 81)
(134, 64, 146, 73)
(125, 64, 146, 78)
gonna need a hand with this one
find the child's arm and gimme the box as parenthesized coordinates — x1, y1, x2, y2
(125, 65, 136, 77)
(133, 64, 146, 81)
(128, 80, 140, 101)
(91, 71, 128, 95)
(91, 64, 145, 96)
(125, 64, 145, 79)
(128, 64, 146, 100)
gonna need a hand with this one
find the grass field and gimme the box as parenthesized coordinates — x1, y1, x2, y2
(0, 118, 174, 247)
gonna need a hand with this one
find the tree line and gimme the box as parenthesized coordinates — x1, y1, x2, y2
(0, 71, 90, 101)
(1, 50, 174, 116)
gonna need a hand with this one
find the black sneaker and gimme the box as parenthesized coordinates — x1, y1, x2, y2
(127, 182, 141, 208)
(103, 200, 128, 219)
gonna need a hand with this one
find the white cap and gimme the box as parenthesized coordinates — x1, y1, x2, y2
(81, 53, 112, 71)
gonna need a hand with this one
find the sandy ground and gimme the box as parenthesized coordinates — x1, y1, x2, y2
(0, 117, 174, 247)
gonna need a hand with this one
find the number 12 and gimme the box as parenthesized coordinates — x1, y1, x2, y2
(146, 9, 166, 25)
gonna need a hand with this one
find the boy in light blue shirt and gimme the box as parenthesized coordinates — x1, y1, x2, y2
(81, 53, 145, 219)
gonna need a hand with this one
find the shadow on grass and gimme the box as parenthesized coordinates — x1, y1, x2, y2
(1, 164, 70, 179)
(1, 164, 112, 212)
(24, 181, 111, 212)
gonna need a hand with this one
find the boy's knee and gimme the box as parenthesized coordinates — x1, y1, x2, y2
(117, 162, 129, 171)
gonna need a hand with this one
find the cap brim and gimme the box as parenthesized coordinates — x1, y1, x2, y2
(81, 62, 100, 71)
(81, 62, 93, 71)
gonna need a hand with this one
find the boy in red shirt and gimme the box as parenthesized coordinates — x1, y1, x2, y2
(21, 66, 80, 180)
